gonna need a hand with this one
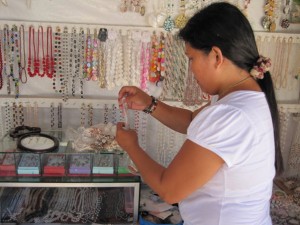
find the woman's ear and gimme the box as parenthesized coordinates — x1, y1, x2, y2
(211, 46, 224, 68)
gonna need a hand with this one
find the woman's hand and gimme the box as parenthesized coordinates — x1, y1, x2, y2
(118, 86, 152, 111)
(116, 122, 140, 152)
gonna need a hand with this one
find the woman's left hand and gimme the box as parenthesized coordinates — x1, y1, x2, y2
(116, 122, 140, 152)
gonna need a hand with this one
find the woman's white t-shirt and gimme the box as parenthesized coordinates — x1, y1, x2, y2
(180, 91, 275, 225)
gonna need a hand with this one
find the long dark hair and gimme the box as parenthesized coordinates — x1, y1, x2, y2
(178, 2, 283, 175)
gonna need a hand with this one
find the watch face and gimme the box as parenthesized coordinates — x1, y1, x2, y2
(17, 133, 59, 153)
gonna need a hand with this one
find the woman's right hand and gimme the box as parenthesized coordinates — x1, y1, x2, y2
(118, 86, 152, 111)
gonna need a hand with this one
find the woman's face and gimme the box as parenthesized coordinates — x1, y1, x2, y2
(185, 43, 216, 94)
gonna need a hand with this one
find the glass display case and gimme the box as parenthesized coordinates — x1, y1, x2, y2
(0, 130, 141, 224)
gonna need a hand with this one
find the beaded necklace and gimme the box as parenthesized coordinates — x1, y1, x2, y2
(98, 32, 106, 89)
(45, 26, 54, 78)
(27, 25, 37, 77)
(158, 32, 165, 79)
(4, 102, 12, 134)
(105, 29, 118, 89)
(163, 0, 175, 32)
(78, 28, 85, 98)
(243, 0, 251, 16)
(70, 27, 76, 96)
(10, 25, 20, 98)
(87, 103, 93, 127)
(140, 31, 151, 91)
(25, 102, 31, 127)
(0, 100, 3, 138)
(19, 25, 27, 83)
(12, 102, 18, 127)
(85, 28, 92, 80)
(114, 30, 124, 87)
(112, 103, 117, 124)
(57, 102, 62, 129)
(149, 32, 159, 83)
(0, 29, 3, 89)
(161, 32, 172, 100)
(262, 0, 277, 32)
(50, 102, 55, 129)
(173, 35, 187, 101)
(287, 113, 300, 176)
(165, 33, 187, 101)
(131, 30, 142, 86)
(61, 26, 69, 101)
(52, 26, 62, 93)
(81, 102, 86, 127)
(183, 61, 195, 106)
(175, 0, 188, 29)
(281, 37, 293, 89)
(124, 30, 133, 85)
(104, 104, 109, 124)
(18, 102, 24, 126)
(37, 26, 46, 77)
(281, 0, 290, 28)
(156, 119, 166, 165)
(33, 102, 39, 127)
(91, 29, 99, 81)
(2, 25, 10, 94)
(272, 37, 284, 89)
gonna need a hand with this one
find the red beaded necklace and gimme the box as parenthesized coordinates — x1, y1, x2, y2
(27, 25, 37, 77)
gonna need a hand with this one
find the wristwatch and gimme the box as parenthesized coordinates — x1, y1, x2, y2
(17, 133, 59, 153)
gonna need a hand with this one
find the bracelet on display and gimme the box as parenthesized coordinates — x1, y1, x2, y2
(9, 125, 41, 138)
(143, 96, 158, 114)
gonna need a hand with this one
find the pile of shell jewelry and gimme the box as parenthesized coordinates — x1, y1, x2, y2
(68, 123, 120, 152)
(271, 178, 300, 225)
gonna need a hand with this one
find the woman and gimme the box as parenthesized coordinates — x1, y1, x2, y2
(116, 2, 283, 225)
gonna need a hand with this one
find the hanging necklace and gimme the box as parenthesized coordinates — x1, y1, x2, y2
(0, 29, 3, 90)
(163, 0, 175, 32)
(10, 25, 20, 98)
(27, 25, 37, 77)
(53, 26, 62, 94)
(37, 26, 46, 77)
(3, 25, 10, 94)
(78, 28, 85, 99)
(45, 26, 54, 78)
(19, 25, 27, 83)
(218, 76, 252, 99)
(71, 27, 79, 97)
(175, 0, 188, 29)
(91, 28, 99, 81)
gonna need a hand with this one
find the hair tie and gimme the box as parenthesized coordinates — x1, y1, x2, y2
(249, 55, 271, 79)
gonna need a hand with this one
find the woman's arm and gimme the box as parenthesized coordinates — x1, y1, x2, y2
(116, 122, 224, 204)
(118, 86, 209, 134)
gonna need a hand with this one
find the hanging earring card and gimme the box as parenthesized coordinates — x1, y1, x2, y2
(43, 153, 66, 175)
(17, 153, 40, 175)
(0, 153, 18, 176)
(117, 153, 131, 175)
(92, 153, 114, 175)
(68, 154, 91, 175)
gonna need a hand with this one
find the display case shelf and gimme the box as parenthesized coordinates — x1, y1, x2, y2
(0, 130, 141, 224)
